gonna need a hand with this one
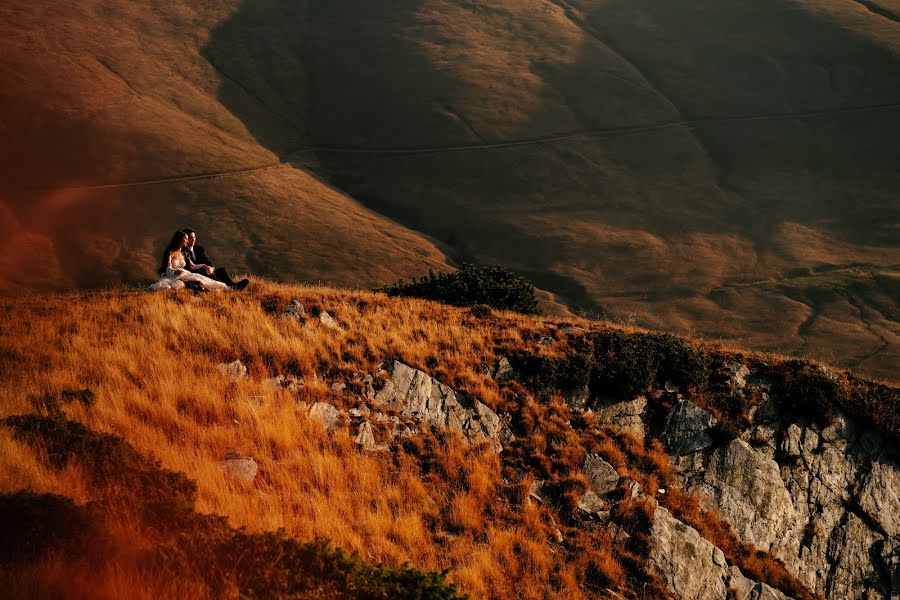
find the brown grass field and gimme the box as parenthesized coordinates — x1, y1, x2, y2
(5, 280, 887, 598)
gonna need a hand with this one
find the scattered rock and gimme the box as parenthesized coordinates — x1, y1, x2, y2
(493, 357, 515, 382)
(592, 396, 647, 438)
(726, 361, 751, 390)
(355, 421, 376, 450)
(308, 402, 342, 431)
(348, 405, 371, 418)
(330, 381, 346, 393)
(283, 299, 307, 322)
(319, 311, 341, 330)
(219, 449, 257, 483)
(577, 491, 606, 514)
(354, 421, 387, 451)
(582, 454, 619, 496)
(661, 400, 716, 455)
(267, 375, 303, 393)
(217, 360, 247, 382)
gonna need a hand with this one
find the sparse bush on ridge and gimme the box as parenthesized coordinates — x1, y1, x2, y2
(376, 264, 540, 315)
(509, 330, 710, 403)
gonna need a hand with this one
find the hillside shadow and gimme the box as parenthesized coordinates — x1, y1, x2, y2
(205, 0, 900, 313)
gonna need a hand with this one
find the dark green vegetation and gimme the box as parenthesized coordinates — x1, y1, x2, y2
(377, 264, 540, 315)
(507, 329, 900, 445)
(0, 415, 464, 600)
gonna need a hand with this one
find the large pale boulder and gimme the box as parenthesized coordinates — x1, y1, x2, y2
(693, 439, 800, 553)
(857, 462, 900, 538)
(582, 454, 619, 496)
(371, 360, 512, 452)
(219, 449, 257, 483)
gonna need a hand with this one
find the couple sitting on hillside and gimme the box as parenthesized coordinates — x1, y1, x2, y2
(149, 229, 249, 292)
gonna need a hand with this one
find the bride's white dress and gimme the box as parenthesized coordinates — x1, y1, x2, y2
(149, 253, 229, 291)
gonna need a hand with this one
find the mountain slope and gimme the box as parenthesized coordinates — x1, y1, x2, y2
(0, 0, 450, 292)
(1, 283, 898, 598)
(1, 0, 898, 379)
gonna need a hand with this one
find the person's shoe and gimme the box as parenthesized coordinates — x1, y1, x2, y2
(233, 278, 250, 291)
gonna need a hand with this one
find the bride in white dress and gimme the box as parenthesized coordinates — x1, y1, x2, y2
(149, 231, 230, 291)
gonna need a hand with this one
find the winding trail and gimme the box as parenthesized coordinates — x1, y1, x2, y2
(4, 101, 900, 193)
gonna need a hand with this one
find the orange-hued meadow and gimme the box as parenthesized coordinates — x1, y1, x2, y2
(2, 280, 871, 598)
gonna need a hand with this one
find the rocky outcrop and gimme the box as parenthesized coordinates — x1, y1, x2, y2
(370, 360, 512, 452)
(668, 392, 900, 599)
(592, 396, 647, 439)
(650, 505, 792, 600)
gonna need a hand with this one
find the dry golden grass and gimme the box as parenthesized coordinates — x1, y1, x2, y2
(0, 280, 603, 598)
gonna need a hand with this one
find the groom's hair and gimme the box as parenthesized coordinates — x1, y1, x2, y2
(182, 228, 196, 236)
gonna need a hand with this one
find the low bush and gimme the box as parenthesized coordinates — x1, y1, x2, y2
(3, 414, 196, 508)
(778, 363, 846, 427)
(377, 264, 540, 315)
(0, 491, 105, 564)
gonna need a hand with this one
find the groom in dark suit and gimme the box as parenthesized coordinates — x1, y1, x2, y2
(182, 229, 248, 289)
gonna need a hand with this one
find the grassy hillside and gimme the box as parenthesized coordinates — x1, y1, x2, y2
(1, 0, 898, 380)
(0, 0, 451, 293)
(2, 282, 897, 597)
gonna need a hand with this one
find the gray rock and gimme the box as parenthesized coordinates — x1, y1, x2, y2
(319, 311, 341, 330)
(593, 396, 647, 438)
(217, 360, 247, 382)
(582, 454, 620, 496)
(649, 505, 729, 600)
(348, 405, 370, 418)
(857, 462, 900, 537)
(219, 449, 257, 483)
(578, 491, 606, 514)
(267, 374, 303, 393)
(371, 360, 512, 452)
(662, 400, 717, 455)
(726, 361, 751, 390)
(694, 439, 800, 553)
(493, 357, 515, 382)
(355, 421, 378, 450)
(283, 299, 307, 321)
(308, 402, 342, 431)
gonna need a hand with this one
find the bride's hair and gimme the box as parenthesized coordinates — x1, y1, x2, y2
(158, 231, 187, 275)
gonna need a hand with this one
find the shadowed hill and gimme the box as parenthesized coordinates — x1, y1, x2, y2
(204, 0, 900, 379)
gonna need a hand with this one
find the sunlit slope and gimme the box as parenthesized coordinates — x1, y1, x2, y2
(205, 0, 899, 378)
(0, 1, 450, 292)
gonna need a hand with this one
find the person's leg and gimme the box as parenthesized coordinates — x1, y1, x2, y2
(212, 267, 235, 285)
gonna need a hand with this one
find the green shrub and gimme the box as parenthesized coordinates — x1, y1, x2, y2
(778, 364, 845, 427)
(590, 332, 709, 399)
(377, 264, 540, 315)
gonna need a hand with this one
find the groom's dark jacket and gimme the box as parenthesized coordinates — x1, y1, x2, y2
(183, 246, 212, 272)
(182, 245, 234, 285)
